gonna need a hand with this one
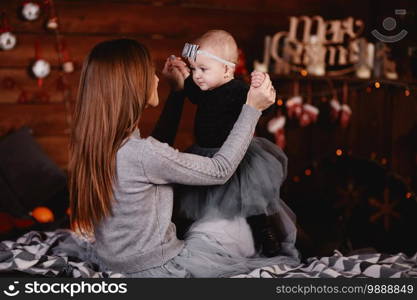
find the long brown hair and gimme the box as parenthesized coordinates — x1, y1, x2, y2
(68, 39, 154, 238)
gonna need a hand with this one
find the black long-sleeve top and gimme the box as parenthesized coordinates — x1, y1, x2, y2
(184, 76, 249, 148)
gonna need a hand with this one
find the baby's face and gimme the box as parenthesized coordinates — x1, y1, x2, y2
(189, 52, 227, 91)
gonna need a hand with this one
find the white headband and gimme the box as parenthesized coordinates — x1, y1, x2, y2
(182, 42, 236, 67)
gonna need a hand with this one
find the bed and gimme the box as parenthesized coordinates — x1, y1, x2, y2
(0, 229, 416, 278)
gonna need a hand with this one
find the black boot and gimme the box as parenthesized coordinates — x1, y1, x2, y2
(246, 214, 281, 257)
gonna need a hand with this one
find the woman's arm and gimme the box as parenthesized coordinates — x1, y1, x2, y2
(151, 56, 189, 146)
(142, 104, 261, 186)
(150, 90, 185, 146)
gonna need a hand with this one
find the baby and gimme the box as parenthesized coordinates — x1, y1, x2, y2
(171, 30, 298, 258)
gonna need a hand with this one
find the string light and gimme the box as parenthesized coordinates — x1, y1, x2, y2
(406, 192, 412, 199)
(405, 89, 411, 97)
(374, 81, 381, 88)
(300, 69, 308, 77)
(336, 149, 343, 156)
(304, 169, 312, 176)
(277, 98, 283, 106)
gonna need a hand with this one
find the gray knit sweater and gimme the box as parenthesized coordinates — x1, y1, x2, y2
(93, 104, 261, 273)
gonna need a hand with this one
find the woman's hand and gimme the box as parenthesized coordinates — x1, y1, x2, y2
(162, 56, 190, 91)
(246, 72, 276, 111)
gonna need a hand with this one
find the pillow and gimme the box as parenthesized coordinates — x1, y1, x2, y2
(0, 127, 67, 217)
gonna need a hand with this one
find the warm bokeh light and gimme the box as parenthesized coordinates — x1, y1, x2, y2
(277, 98, 283, 106)
(374, 81, 381, 88)
(336, 149, 343, 156)
(31, 206, 54, 223)
(304, 169, 312, 176)
(405, 89, 411, 97)
(300, 69, 308, 77)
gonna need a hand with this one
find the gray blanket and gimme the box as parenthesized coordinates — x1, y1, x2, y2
(0, 230, 416, 278)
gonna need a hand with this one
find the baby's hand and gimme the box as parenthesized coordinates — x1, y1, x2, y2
(250, 71, 266, 88)
(162, 55, 190, 91)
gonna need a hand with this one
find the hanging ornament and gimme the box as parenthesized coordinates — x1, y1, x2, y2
(22, 1, 41, 21)
(339, 81, 352, 129)
(330, 98, 341, 121)
(300, 104, 320, 127)
(0, 12, 17, 51)
(46, 16, 58, 30)
(59, 40, 74, 73)
(44, 0, 59, 30)
(286, 80, 303, 119)
(0, 32, 17, 50)
(340, 104, 352, 129)
(267, 113, 286, 149)
(32, 41, 50, 87)
(32, 59, 51, 80)
(299, 81, 319, 127)
(286, 96, 303, 119)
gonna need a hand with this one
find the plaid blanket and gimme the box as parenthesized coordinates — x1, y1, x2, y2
(0, 230, 416, 278)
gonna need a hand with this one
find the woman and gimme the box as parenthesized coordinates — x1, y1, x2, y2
(67, 38, 298, 277)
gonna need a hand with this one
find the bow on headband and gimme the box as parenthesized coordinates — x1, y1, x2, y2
(182, 42, 236, 67)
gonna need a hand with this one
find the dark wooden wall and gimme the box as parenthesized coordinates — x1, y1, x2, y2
(0, 0, 416, 190)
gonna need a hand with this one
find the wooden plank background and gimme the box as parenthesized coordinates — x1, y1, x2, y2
(0, 0, 416, 193)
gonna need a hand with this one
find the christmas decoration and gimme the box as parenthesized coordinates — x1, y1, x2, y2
(329, 98, 341, 121)
(300, 103, 319, 127)
(340, 104, 352, 129)
(32, 59, 51, 79)
(286, 96, 303, 119)
(267, 114, 286, 149)
(0, 12, 17, 51)
(31, 41, 51, 87)
(253, 36, 271, 73)
(368, 187, 400, 232)
(255, 15, 400, 79)
(45, 0, 58, 30)
(22, 1, 41, 21)
(355, 38, 374, 79)
(299, 82, 319, 127)
(305, 35, 325, 76)
(374, 42, 398, 80)
(0, 32, 16, 51)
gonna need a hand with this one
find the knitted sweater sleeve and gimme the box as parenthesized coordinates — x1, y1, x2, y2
(141, 104, 260, 186)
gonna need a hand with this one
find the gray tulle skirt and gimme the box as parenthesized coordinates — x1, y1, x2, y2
(175, 137, 290, 220)
(126, 216, 300, 278)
